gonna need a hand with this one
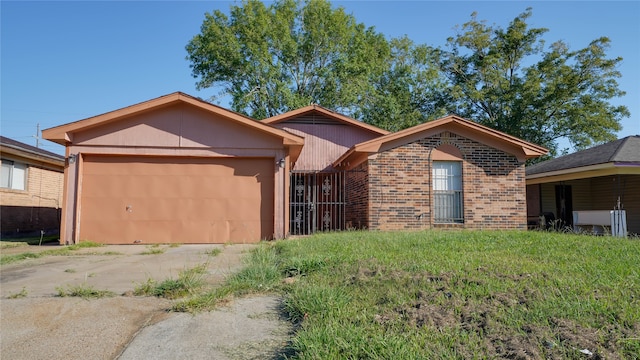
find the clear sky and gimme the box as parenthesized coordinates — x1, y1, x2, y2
(2, 1, 639, 156)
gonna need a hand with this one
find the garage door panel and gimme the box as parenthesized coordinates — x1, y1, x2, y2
(79, 156, 274, 244)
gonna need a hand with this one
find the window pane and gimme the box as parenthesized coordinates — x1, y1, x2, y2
(432, 161, 462, 191)
(12, 162, 26, 190)
(433, 161, 463, 223)
(1, 161, 12, 188)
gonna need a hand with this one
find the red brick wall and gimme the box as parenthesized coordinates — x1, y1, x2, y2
(365, 131, 527, 230)
(345, 162, 369, 229)
(368, 142, 431, 230)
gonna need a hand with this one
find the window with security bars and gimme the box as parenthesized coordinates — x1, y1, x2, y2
(1, 159, 27, 190)
(432, 161, 463, 223)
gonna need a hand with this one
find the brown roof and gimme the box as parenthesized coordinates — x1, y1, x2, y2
(263, 105, 390, 136)
(334, 115, 548, 169)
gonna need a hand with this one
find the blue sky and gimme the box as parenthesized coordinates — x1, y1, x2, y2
(2, 1, 639, 156)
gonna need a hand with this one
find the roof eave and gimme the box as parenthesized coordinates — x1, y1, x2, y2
(42, 92, 305, 148)
(0, 145, 65, 168)
(526, 162, 640, 184)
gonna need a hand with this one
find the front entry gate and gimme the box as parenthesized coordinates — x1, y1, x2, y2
(290, 172, 345, 235)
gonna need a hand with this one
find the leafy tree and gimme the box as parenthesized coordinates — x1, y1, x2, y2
(186, 0, 389, 119)
(438, 8, 629, 155)
(361, 36, 450, 131)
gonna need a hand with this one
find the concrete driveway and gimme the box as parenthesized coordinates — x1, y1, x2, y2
(0, 243, 293, 360)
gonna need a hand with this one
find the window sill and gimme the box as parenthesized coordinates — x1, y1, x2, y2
(433, 222, 464, 229)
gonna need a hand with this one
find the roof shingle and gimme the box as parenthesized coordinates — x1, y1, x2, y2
(526, 135, 640, 175)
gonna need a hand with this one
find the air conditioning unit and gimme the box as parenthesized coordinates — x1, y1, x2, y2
(572, 210, 627, 237)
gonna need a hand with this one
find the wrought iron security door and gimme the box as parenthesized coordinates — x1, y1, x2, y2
(290, 172, 345, 235)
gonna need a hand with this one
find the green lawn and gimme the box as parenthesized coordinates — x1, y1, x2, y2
(183, 230, 640, 358)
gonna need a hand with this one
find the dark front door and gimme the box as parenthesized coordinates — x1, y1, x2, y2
(555, 185, 573, 227)
(290, 172, 345, 235)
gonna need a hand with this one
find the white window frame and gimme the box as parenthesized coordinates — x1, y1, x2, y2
(432, 161, 463, 223)
(1, 159, 27, 191)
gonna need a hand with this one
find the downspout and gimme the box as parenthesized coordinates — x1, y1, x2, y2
(73, 153, 83, 245)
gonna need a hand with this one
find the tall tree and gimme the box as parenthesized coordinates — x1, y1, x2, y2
(361, 36, 450, 131)
(439, 8, 629, 155)
(186, 0, 389, 119)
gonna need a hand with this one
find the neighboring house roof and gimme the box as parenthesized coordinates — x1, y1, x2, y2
(526, 135, 640, 184)
(42, 92, 305, 162)
(0, 136, 64, 169)
(333, 115, 548, 169)
(263, 105, 390, 136)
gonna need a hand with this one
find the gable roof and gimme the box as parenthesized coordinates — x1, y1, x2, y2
(526, 135, 640, 184)
(263, 105, 390, 136)
(333, 115, 548, 169)
(0, 136, 64, 168)
(42, 92, 304, 161)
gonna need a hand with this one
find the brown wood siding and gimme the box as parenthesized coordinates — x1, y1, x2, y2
(540, 183, 557, 218)
(591, 175, 640, 234)
(535, 175, 639, 234)
(569, 179, 593, 211)
(272, 115, 381, 172)
(526, 184, 541, 225)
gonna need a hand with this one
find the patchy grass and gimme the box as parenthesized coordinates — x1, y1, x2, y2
(140, 244, 166, 255)
(204, 248, 222, 257)
(173, 245, 280, 312)
(0, 241, 104, 266)
(7, 287, 28, 299)
(56, 283, 115, 299)
(0, 241, 29, 249)
(134, 264, 208, 299)
(176, 230, 640, 359)
(0, 235, 60, 246)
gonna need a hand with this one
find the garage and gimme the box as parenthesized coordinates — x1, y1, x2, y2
(79, 155, 274, 244)
(42, 92, 303, 245)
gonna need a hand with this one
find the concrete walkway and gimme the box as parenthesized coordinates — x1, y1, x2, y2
(0, 244, 293, 360)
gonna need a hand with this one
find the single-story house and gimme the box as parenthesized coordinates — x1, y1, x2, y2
(526, 135, 640, 235)
(43, 92, 547, 244)
(1, 136, 65, 237)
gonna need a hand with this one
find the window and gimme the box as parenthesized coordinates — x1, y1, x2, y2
(433, 161, 463, 223)
(1, 159, 27, 190)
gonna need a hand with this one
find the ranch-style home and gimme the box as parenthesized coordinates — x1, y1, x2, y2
(42, 92, 547, 244)
(526, 135, 640, 235)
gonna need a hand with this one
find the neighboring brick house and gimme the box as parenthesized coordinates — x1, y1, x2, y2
(0, 136, 65, 237)
(43, 93, 546, 245)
